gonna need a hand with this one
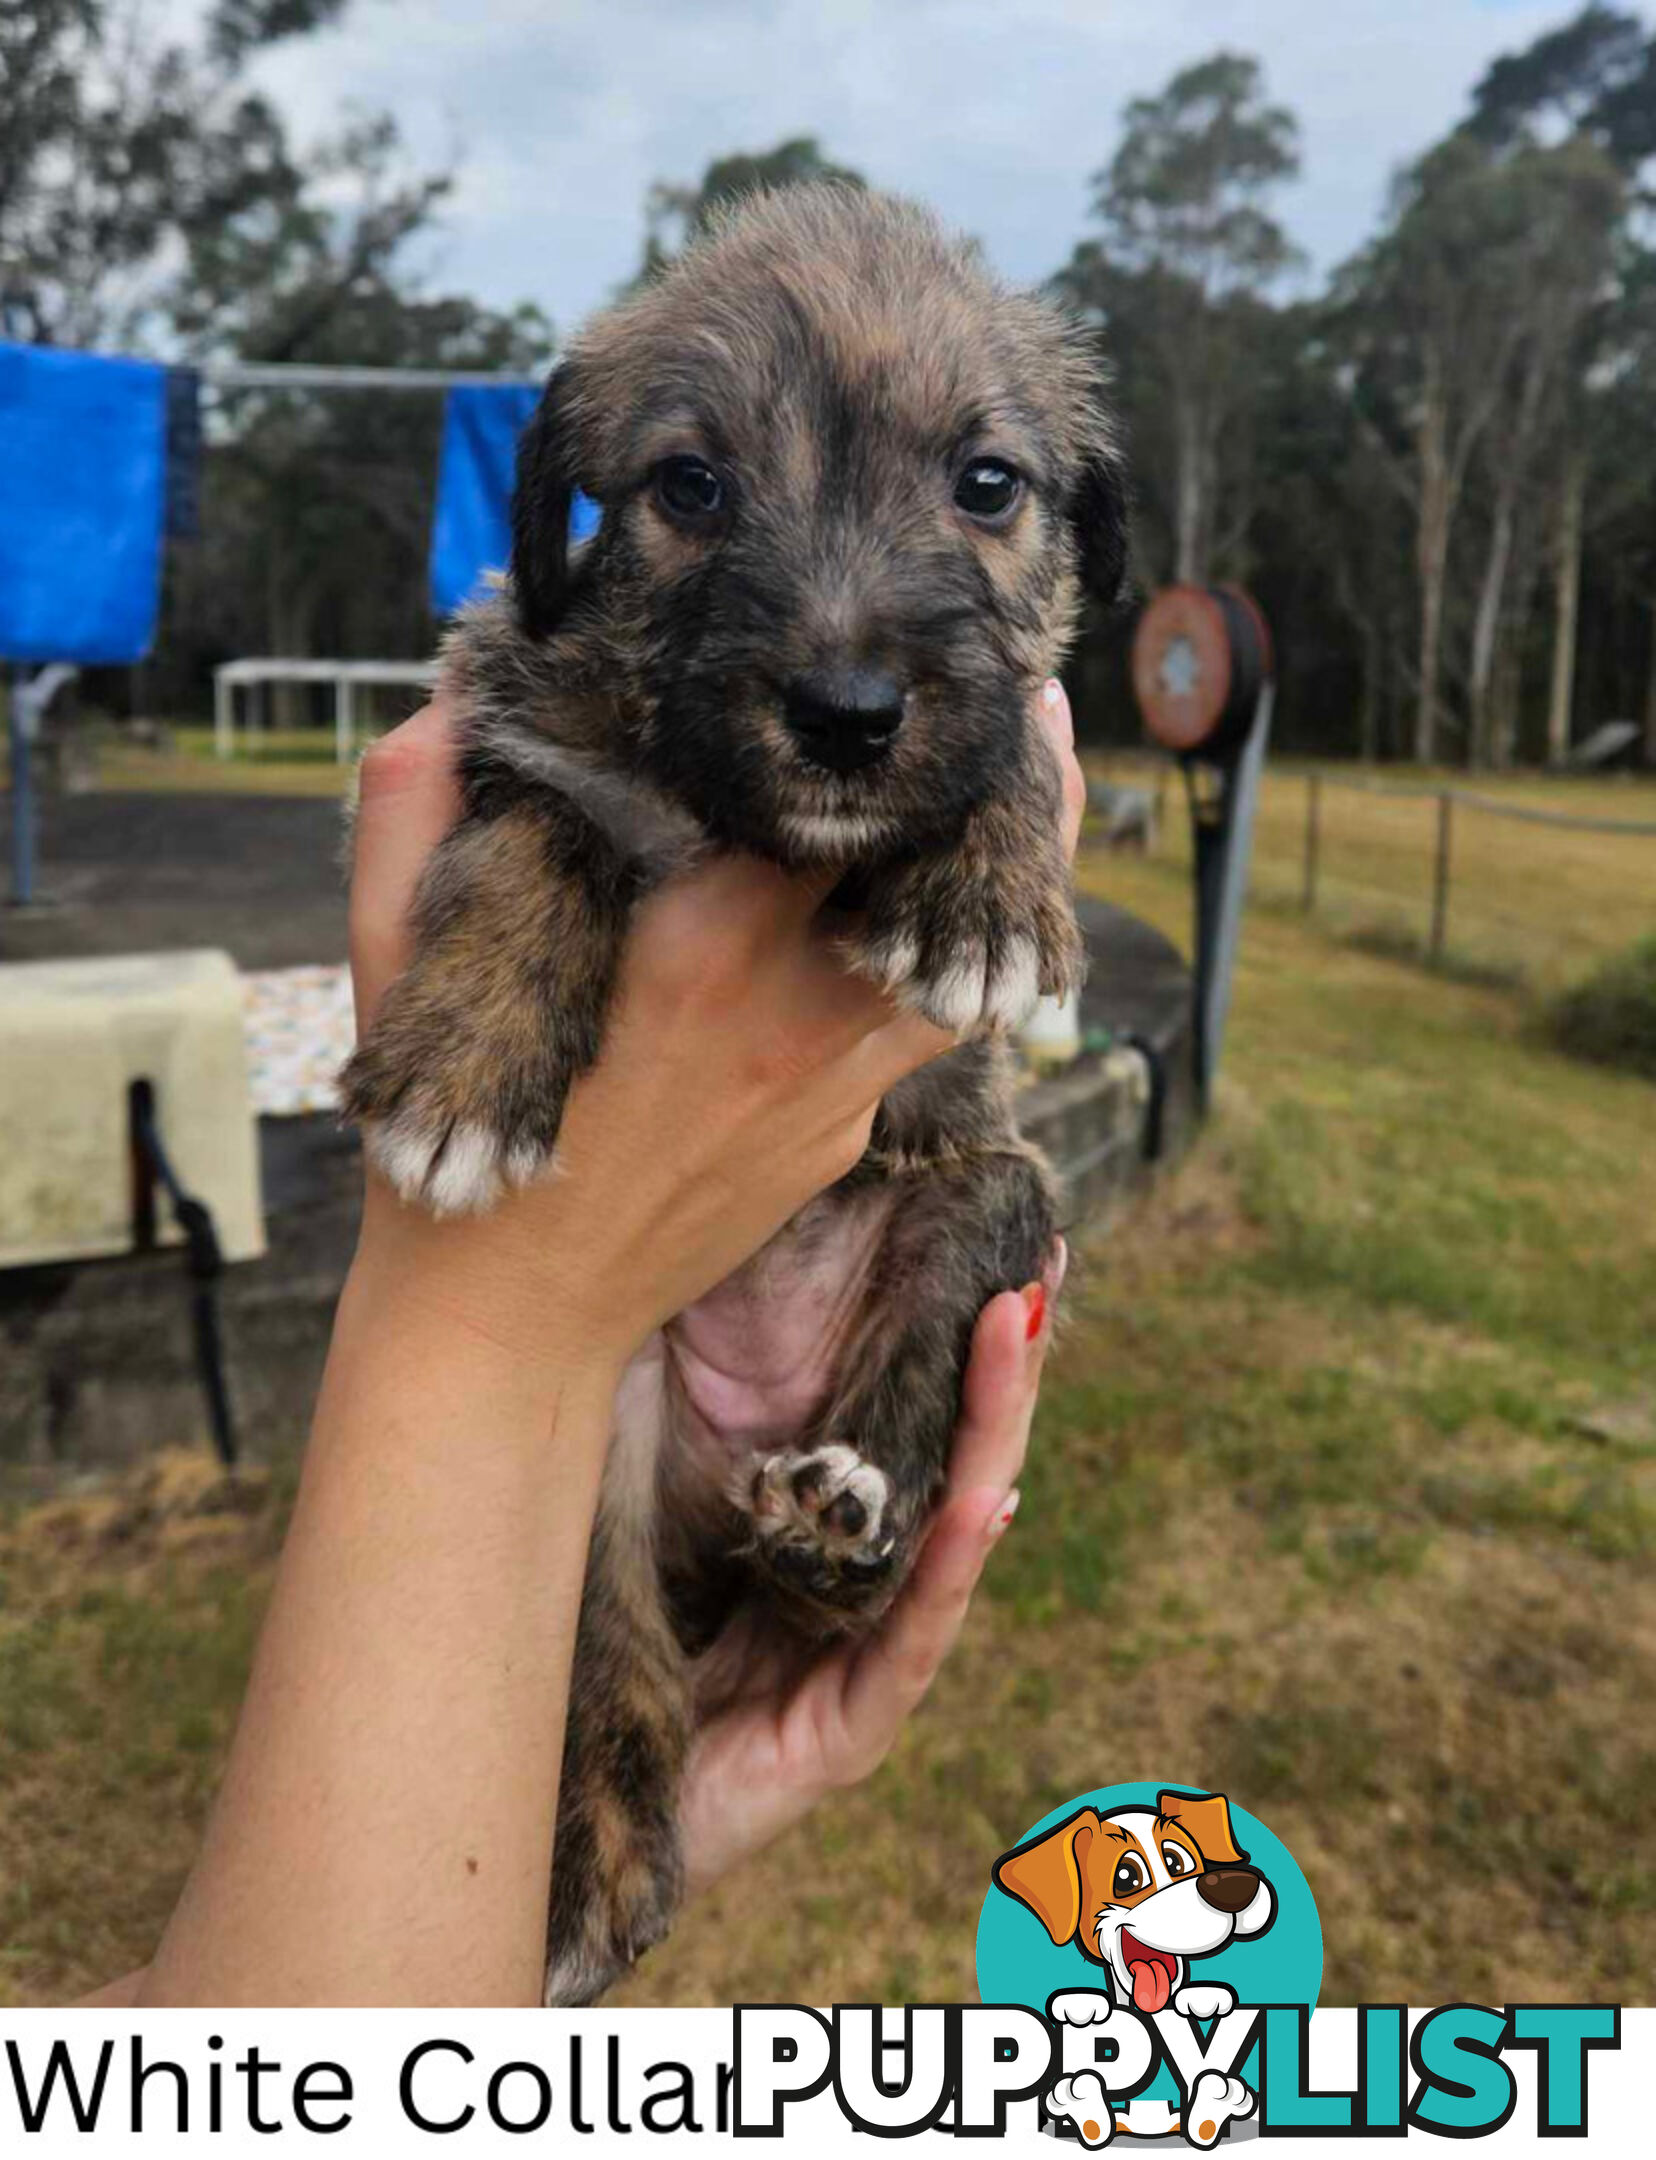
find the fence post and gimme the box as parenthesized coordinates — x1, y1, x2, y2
(335, 675, 354, 766)
(1302, 770, 1321, 913)
(1430, 790, 1453, 966)
(214, 669, 233, 760)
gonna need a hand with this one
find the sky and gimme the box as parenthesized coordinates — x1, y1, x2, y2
(169, 0, 1645, 333)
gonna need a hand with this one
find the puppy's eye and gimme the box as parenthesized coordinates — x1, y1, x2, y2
(954, 459, 1022, 522)
(1112, 1855, 1147, 1899)
(655, 455, 727, 521)
(1162, 1843, 1194, 1878)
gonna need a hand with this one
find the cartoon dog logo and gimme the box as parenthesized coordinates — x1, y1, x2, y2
(992, 1789, 1276, 2147)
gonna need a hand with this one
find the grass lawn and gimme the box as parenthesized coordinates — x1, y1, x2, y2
(1096, 757, 1656, 993)
(1, 818, 1653, 2008)
(83, 727, 1656, 992)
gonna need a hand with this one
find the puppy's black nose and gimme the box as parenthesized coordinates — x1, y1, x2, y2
(783, 667, 905, 774)
(1196, 1868, 1260, 1914)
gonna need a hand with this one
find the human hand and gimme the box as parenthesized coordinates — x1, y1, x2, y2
(675, 1241, 1067, 1898)
(347, 682, 1084, 1374)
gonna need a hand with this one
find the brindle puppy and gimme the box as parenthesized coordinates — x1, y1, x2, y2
(342, 185, 1127, 2002)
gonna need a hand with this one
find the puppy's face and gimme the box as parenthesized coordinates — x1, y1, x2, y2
(510, 188, 1127, 862)
(993, 1792, 1276, 2015)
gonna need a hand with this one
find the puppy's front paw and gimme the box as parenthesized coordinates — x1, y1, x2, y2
(749, 1443, 896, 1593)
(1049, 1990, 1115, 2027)
(1173, 1983, 1237, 2023)
(360, 1103, 552, 1217)
(850, 862, 1083, 1035)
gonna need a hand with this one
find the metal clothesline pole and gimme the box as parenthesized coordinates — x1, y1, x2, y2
(7, 666, 33, 908)
(204, 362, 544, 393)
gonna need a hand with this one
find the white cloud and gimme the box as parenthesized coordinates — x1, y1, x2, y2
(165, 0, 1645, 332)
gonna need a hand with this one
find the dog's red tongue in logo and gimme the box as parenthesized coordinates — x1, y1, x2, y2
(1120, 1930, 1176, 2014)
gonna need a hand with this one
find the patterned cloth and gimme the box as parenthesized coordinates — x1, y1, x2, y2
(241, 965, 356, 1116)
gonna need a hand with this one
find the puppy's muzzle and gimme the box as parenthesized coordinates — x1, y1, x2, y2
(1196, 1867, 1260, 1914)
(784, 666, 905, 774)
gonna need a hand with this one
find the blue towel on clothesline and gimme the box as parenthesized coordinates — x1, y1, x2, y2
(0, 340, 169, 666)
(428, 381, 600, 616)
(429, 383, 540, 617)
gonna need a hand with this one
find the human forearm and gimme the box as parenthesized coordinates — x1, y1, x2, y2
(137, 1216, 622, 2007)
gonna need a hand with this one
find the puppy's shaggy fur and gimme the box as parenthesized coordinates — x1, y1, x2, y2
(342, 185, 1126, 2002)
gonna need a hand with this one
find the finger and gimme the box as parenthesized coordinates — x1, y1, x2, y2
(840, 1481, 1017, 1740)
(855, 1001, 963, 1097)
(348, 698, 461, 1027)
(1037, 677, 1086, 864)
(945, 1251, 1063, 1497)
(659, 849, 848, 941)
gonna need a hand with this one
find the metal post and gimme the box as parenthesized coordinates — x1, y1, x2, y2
(214, 669, 233, 759)
(335, 674, 354, 765)
(1302, 770, 1321, 913)
(8, 665, 35, 907)
(1430, 790, 1453, 966)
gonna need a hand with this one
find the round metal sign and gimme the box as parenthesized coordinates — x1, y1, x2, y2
(1132, 585, 1272, 758)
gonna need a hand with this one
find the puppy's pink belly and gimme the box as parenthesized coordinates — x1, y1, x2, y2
(664, 1189, 896, 1471)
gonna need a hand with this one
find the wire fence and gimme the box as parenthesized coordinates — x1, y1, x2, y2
(1095, 757, 1656, 994)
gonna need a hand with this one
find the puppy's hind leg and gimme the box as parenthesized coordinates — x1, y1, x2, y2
(749, 1144, 1058, 1625)
(342, 794, 638, 1214)
(543, 1396, 693, 2005)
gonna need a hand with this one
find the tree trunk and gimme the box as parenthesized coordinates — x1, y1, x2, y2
(1468, 492, 1515, 770)
(1644, 600, 1656, 770)
(1359, 609, 1381, 763)
(1174, 394, 1204, 585)
(1414, 352, 1450, 768)
(1546, 451, 1586, 768)
(1491, 628, 1523, 769)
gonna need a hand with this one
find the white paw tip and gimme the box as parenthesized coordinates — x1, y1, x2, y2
(1175, 1984, 1237, 2022)
(857, 931, 921, 995)
(365, 1115, 508, 1217)
(889, 936, 1045, 1034)
(423, 1121, 506, 1216)
(1049, 1990, 1113, 2027)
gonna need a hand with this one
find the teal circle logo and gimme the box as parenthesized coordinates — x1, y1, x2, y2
(976, 1783, 1322, 2112)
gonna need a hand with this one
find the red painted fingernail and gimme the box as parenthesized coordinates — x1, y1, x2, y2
(986, 1488, 1021, 1541)
(1022, 1283, 1046, 1340)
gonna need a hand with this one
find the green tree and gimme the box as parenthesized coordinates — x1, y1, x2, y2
(1075, 52, 1301, 585)
(1468, 4, 1649, 150)
(1465, 4, 1656, 764)
(1330, 133, 1611, 765)
(160, 112, 551, 712)
(0, 0, 349, 347)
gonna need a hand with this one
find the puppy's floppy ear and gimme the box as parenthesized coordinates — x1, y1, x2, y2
(1157, 1789, 1247, 1870)
(511, 359, 587, 642)
(1067, 365, 1130, 609)
(993, 1808, 1101, 1946)
(1070, 436, 1129, 610)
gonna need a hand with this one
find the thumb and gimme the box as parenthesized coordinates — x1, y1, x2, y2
(348, 698, 461, 1029)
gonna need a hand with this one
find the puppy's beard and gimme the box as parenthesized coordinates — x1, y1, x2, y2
(777, 806, 902, 860)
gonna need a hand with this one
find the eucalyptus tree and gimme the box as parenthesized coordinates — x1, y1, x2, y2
(1069, 52, 1301, 587)
(0, 0, 351, 348)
